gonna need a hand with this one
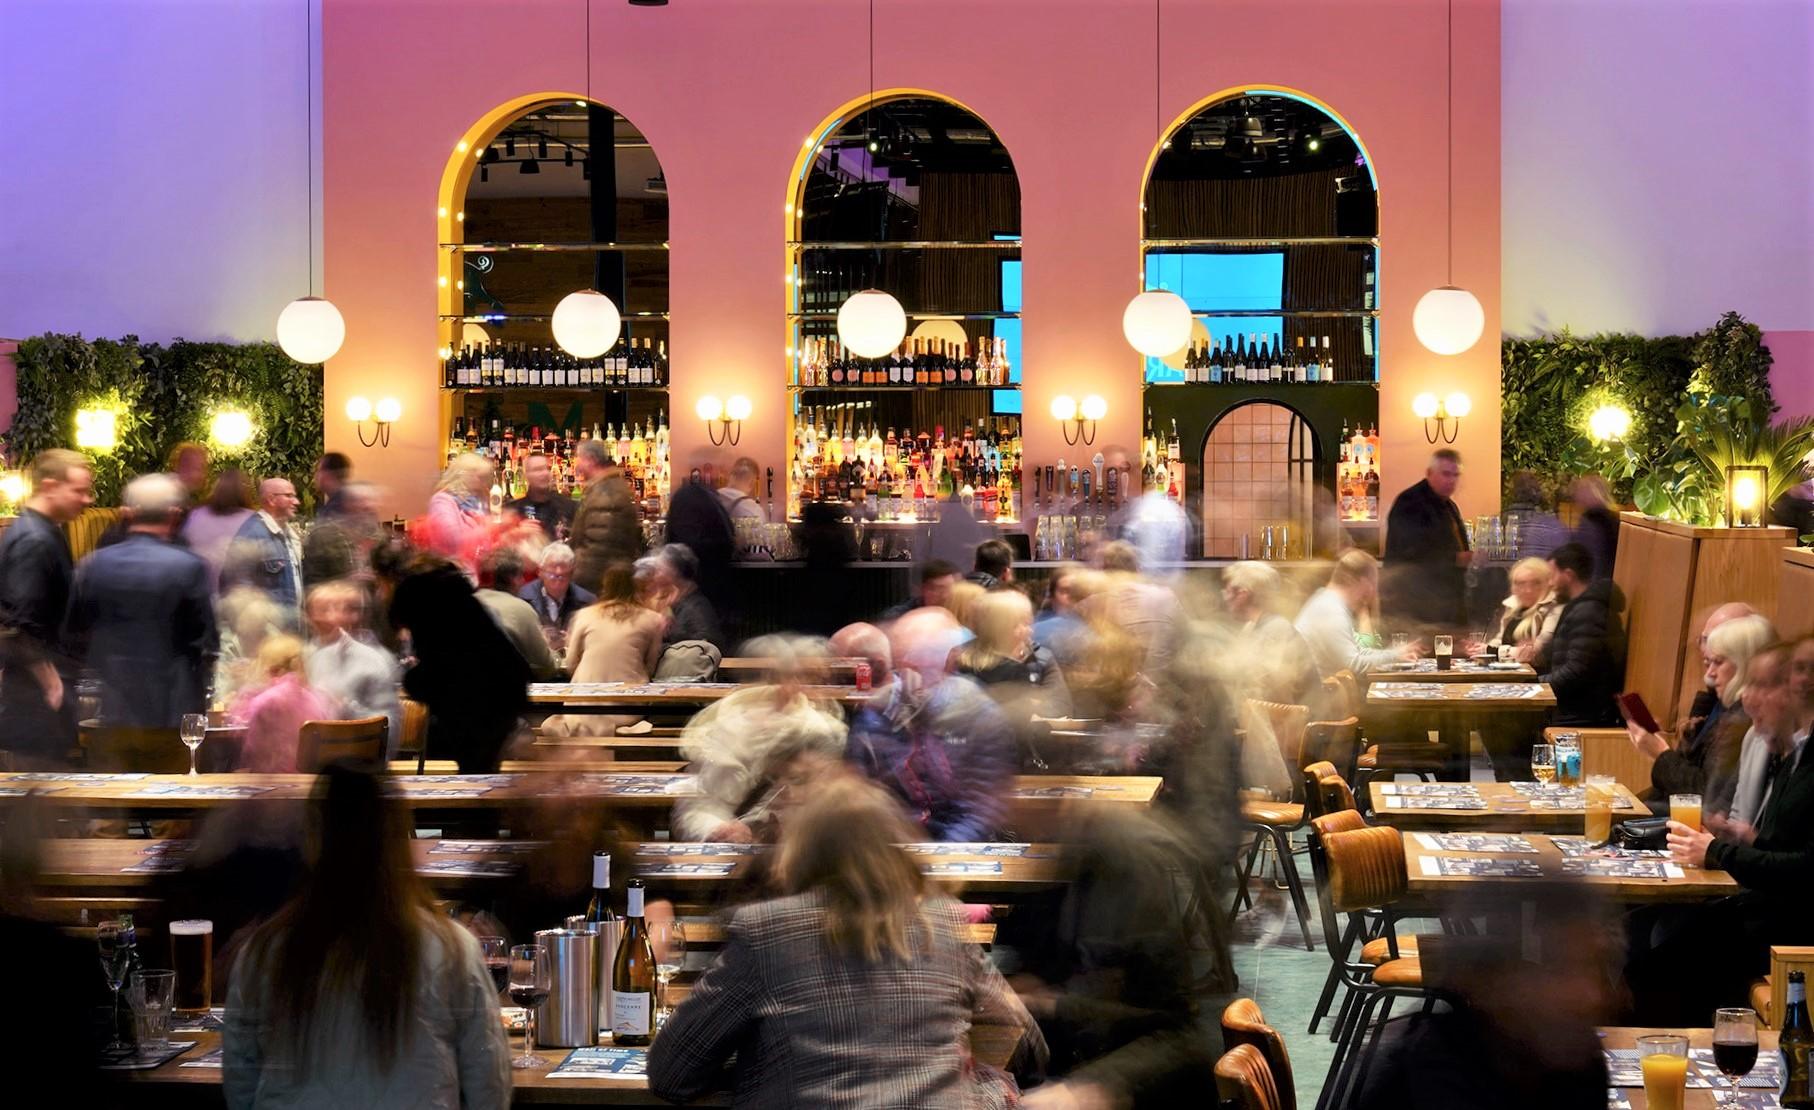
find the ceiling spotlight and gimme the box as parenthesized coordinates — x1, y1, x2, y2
(564, 148, 574, 167)
(537, 138, 548, 158)
(479, 165, 489, 183)
(1306, 135, 1321, 151)
(480, 146, 500, 165)
(504, 137, 516, 157)
(519, 158, 540, 175)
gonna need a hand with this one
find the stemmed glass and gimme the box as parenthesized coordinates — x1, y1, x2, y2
(96, 921, 132, 1052)
(651, 918, 688, 1028)
(507, 944, 550, 1069)
(1712, 1007, 1759, 1085)
(179, 714, 207, 776)
(1530, 743, 1556, 785)
(477, 936, 508, 998)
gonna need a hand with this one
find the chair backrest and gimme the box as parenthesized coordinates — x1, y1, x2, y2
(1220, 1000, 1296, 1110)
(1319, 822, 1408, 914)
(1247, 699, 1311, 801)
(398, 698, 429, 756)
(1304, 715, 1361, 776)
(1214, 1043, 1284, 1110)
(296, 716, 387, 772)
(1768, 947, 1814, 1029)
(83, 726, 187, 774)
(1299, 760, 1339, 819)
(1316, 770, 1358, 816)
(63, 507, 121, 562)
(1329, 669, 1361, 717)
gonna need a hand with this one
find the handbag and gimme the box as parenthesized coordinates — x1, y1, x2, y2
(1612, 815, 1669, 850)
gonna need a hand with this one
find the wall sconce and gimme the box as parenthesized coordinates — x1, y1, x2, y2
(697, 394, 749, 446)
(1724, 464, 1768, 528)
(1413, 391, 1470, 444)
(74, 407, 118, 453)
(0, 471, 27, 506)
(209, 409, 255, 451)
(1051, 394, 1105, 446)
(346, 396, 400, 447)
(1588, 403, 1632, 443)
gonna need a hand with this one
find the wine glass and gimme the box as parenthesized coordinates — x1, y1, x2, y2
(507, 944, 550, 1069)
(1530, 743, 1556, 785)
(1712, 1007, 1759, 1083)
(477, 936, 508, 998)
(179, 713, 207, 776)
(650, 918, 688, 1028)
(96, 921, 132, 1052)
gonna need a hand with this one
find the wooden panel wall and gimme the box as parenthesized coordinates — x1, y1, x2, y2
(1779, 549, 1814, 640)
(1614, 519, 1696, 727)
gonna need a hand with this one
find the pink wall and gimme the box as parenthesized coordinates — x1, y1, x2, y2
(322, 0, 1501, 522)
(1765, 330, 1814, 420)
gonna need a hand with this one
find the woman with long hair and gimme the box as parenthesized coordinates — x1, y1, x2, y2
(1487, 556, 1562, 663)
(649, 775, 1045, 1106)
(956, 588, 1071, 721)
(223, 766, 509, 1107)
(424, 453, 495, 571)
(543, 562, 666, 738)
(182, 468, 256, 594)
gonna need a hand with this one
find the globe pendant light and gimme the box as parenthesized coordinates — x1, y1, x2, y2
(553, 0, 625, 359)
(552, 289, 622, 359)
(276, 0, 344, 364)
(837, 289, 907, 358)
(1123, 0, 1192, 360)
(1413, 0, 1485, 356)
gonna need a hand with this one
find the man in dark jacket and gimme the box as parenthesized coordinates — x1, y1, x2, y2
(0, 450, 94, 765)
(662, 473, 734, 615)
(65, 474, 218, 727)
(568, 440, 643, 595)
(1538, 542, 1626, 727)
(1381, 448, 1475, 632)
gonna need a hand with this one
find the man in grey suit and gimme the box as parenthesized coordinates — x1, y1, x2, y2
(66, 473, 218, 727)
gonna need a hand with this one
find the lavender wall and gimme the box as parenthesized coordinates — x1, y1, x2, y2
(0, 0, 316, 345)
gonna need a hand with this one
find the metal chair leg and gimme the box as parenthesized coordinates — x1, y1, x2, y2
(1228, 830, 1263, 916)
(1271, 826, 1316, 951)
(1310, 916, 1361, 1034)
(1315, 981, 1374, 1110)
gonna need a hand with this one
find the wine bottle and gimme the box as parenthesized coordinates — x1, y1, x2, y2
(585, 852, 617, 925)
(1786, 971, 1814, 1108)
(610, 879, 657, 1046)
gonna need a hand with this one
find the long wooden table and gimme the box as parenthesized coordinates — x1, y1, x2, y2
(528, 682, 869, 708)
(1402, 830, 1736, 903)
(1368, 780, 1647, 834)
(1601, 1027, 1783, 1109)
(1361, 659, 1538, 684)
(1365, 681, 1556, 709)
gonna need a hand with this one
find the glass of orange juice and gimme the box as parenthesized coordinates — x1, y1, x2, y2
(1638, 1034, 1688, 1110)
(1670, 793, 1703, 834)
(1584, 775, 1616, 845)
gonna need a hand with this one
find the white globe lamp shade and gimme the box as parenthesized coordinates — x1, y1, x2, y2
(1121, 290, 1193, 358)
(1412, 392, 1440, 419)
(1080, 394, 1108, 422)
(836, 290, 907, 358)
(1049, 395, 1078, 422)
(344, 396, 373, 423)
(695, 395, 724, 422)
(551, 290, 622, 359)
(1443, 392, 1472, 419)
(1411, 285, 1485, 356)
(725, 395, 753, 422)
(374, 397, 403, 424)
(276, 296, 346, 364)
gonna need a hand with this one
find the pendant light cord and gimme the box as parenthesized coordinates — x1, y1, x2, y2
(1155, 0, 1161, 147)
(305, 0, 314, 296)
(585, 0, 592, 100)
(1446, 0, 1454, 285)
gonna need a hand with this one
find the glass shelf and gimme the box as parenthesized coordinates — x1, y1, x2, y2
(1140, 236, 1379, 248)
(1143, 380, 1379, 389)
(441, 385, 670, 394)
(785, 311, 1019, 321)
(1188, 310, 1379, 318)
(440, 312, 670, 322)
(790, 384, 1017, 393)
(442, 241, 670, 252)
(788, 239, 1023, 251)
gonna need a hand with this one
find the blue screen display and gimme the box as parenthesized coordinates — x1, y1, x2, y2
(993, 252, 1023, 413)
(1141, 252, 1285, 382)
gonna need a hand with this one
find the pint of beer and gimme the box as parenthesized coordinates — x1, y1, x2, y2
(170, 920, 214, 1018)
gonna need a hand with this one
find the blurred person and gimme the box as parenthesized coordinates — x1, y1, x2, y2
(942, 579, 986, 633)
(967, 538, 1015, 590)
(229, 634, 334, 773)
(1084, 541, 1181, 676)
(475, 546, 560, 680)
(1381, 447, 1474, 631)
(673, 635, 847, 842)
(664, 469, 736, 615)
(1221, 559, 1318, 706)
(424, 453, 493, 570)
(1628, 611, 1770, 813)
(214, 588, 288, 705)
(0, 449, 93, 765)
(182, 467, 256, 593)
(829, 621, 892, 702)
(302, 480, 383, 588)
(303, 580, 403, 757)
(636, 543, 724, 652)
(516, 541, 594, 648)
(1294, 549, 1413, 678)
(224, 766, 510, 1108)
(1537, 542, 1626, 727)
(957, 588, 1070, 720)
(380, 549, 529, 773)
(717, 455, 767, 522)
(1569, 473, 1620, 582)
(1501, 469, 1569, 562)
(66, 473, 218, 727)
(1485, 556, 1561, 663)
(569, 439, 644, 594)
(224, 477, 304, 621)
(881, 559, 961, 622)
(1118, 488, 1189, 570)
(169, 440, 210, 506)
(1793, 634, 1814, 725)
(502, 450, 575, 542)
(1032, 564, 1098, 671)
(312, 451, 353, 521)
(1717, 637, 1803, 833)
(847, 608, 1015, 842)
(649, 776, 1044, 1107)
(543, 564, 665, 738)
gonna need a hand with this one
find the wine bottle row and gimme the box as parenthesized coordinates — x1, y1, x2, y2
(1171, 332, 1357, 384)
(444, 339, 670, 389)
(796, 336, 1013, 388)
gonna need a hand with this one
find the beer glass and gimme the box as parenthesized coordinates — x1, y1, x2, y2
(128, 970, 176, 1052)
(1670, 793, 1704, 834)
(169, 920, 213, 1019)
(1638, 1034, 1688, 1110)
(1584, 775, 1616, 845)
(1554, 735, 1582, 787)
(1433, 635, 1453, 671)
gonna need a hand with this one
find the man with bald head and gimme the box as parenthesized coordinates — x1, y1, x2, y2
(225, 477, 304, 621)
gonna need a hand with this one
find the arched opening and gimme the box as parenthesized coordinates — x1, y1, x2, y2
(435, 95, 670, 511)
(1200, 400, 1321, 559)
(784, 92, 1023, 536)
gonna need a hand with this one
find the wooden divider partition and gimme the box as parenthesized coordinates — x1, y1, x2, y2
(1613, 513, 1796, 726)
(1778, 547, 1814, 640)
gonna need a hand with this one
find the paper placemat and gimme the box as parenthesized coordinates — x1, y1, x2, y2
(636, 842, 761, 857)
(1386, 795, 1488, 811)
(1413, 833, 1538, 853)
(926, 861, 1005, 876)
(547, 1046, 650, 1079)
(430, 840, 545, 854)
(99, 1040, 200, 1070)
(638, 861, 738, 877)
(122, 784, 270, 799)
(1418, 855, 1543, 877)
(178, 1048, 224, 1069)
(902, 843, 1046, 857)
(418, 859, 520, 878)
(1562, 858, 1686, 879)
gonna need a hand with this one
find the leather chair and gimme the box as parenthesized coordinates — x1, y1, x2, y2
(1299, 760, 1341, 821)
(1215, 1043, 1285, 1110)
(1231, 699, 1316, 949)
(1221, 1000, 1296, 1110)
(297, 716, 388, 772)
(1305, 716, 1362, 785)
(398, 698, 429, 758)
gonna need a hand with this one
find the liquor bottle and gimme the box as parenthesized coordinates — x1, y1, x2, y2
(610, 879, 656, 1046)
(1785, 971, 1814, 1108)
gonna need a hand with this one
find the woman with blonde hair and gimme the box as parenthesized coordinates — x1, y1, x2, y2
(957, 588, 1071, 720)
(1629, 613, 1776, 818)
(424, 453, 494, 570)
(544, 563, 666, 739)
(941, 579, 986, 632)
(650, 775, 1044, 1107)
(230, 634, 335, 773)
(1487, 556, 1562, 663)
(1293, 549, 1415, 677)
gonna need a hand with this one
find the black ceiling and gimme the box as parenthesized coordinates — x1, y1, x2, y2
(1148, 93, 1369, 185)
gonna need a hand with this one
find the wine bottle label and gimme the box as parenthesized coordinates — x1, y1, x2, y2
(593, 853, 611, 890)
(610, 991, 651, 1036)
(627, 886, 645, 916)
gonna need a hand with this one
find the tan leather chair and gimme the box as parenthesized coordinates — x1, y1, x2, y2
(1305, 716, 1362, 784)
(1299, 760, 1341, 821)
(1316, 770, 1359, 818)
(398, 698, 429, 758)
(1231, 699, 1316, 949)
(1220, 1000, 1295, 1110)
(1214, 1043, 1284, 1110)
(297, 716, 387, 772)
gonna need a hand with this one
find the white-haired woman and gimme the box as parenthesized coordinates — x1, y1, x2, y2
(1486, 556, 1562, 664)
(424, 453, 493, 571)
(1629, 612, 1776, 817)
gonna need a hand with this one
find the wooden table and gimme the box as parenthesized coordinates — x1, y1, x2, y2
(1368, 781, 1647, 834)
(1547, 726, 1657, 798)
(716, 656, 862, 681)
(1366, 682, 1557, 779)
(1402, 831, 1736, 903)
(1361, 660, 1538, 684)
(1366, 681, 1555, 709)
(528, 682, 868, 709)
(1600, 1026, 1783, 1109)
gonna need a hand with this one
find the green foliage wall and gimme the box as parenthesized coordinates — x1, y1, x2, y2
(6, 333, 324, 507)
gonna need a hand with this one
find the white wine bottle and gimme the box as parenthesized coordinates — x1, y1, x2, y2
(610, 878, 656, 1046)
